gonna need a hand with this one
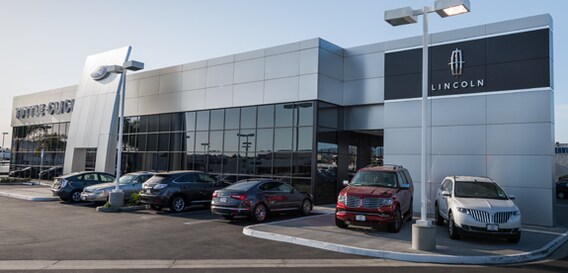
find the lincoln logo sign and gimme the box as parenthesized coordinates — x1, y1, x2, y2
(431, 48, 485, 92)
(16, 99, 75, 119)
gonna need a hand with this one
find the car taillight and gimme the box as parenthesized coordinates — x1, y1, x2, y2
(212, 191, 218, 198)
(230, 193, 247, 201)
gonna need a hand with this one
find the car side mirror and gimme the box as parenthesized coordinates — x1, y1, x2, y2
(400, 183, 410, 190)
(508, 194, 516, 200)
(343, 180, 350, 186)
(442, 191, 451, 197)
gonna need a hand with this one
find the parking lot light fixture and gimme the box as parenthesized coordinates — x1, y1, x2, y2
(101, 59, 144, 207)
(384, 0, 470, 250)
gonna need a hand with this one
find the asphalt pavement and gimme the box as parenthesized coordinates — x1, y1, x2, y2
(0, 181, 567, 267)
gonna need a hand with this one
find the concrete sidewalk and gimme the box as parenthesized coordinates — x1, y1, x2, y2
(0, 182, 58, 201)
(244, 206, 568, 265)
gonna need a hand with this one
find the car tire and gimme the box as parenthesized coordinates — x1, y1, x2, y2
(69, 190, 82, 203)
(222, 215, 233, 220)
(150, 204, 163, 211)
(335, 217, 348, 229)
(435, 203, 444, 225)
(169, 196, 186, 213)
(299, 199, 312, 216)
(448, 211, 460, 240)
(507, 232, 521, 243)
(253, 203, 267, 223)
(387, 207, 402, 233)
(558, 191, 565, 199)
(59, 196, 70, 202)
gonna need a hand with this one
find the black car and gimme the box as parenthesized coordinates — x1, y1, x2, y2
(139, 170, 227, 213)
(50, 171, 116, 202)
(557, 180, 568, 199)
(211, 179, 313, 222)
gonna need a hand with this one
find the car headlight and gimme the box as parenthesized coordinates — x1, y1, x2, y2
(380, 198, 393, 206)
(337, 194, 346, 204)
(153, 184, 168, 190)
(93, 189, 105, 195)
(457, 207, 472, 215)
(512, 210, 521, 217)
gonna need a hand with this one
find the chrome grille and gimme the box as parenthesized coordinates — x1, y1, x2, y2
(469, 209, 491, 223)
(363, 198, 382, 209)
(493, 211, 514, 224)
(345, 196, 361, 208)
(469, 209, 514, 223)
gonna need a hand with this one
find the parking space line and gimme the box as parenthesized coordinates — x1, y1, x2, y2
(523, 228, 568, 236)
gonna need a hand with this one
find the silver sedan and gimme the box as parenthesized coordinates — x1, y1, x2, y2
(81, 172, 154, 203)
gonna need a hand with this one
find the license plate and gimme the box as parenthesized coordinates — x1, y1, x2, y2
(146, 189, 152, 194)
(487, 224, 499, 231)
(355, 215, 366, 221)
(81, 196, 87, 201)
(219, 197, 227, 203)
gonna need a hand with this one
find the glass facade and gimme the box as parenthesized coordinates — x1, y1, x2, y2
(10, 122, 69, 177)
(121, 102, 314, 195)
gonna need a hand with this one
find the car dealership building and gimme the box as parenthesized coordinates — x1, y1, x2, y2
(11, 14, 555, 226)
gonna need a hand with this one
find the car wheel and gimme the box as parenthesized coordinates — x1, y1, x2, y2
(448, 211, 460, 240)
(169, 196, 186, 213)
(222, 215, 233, 220)
(335, 217, 348, 229)
(69, 190, 82, 203)
(435, 203, 444, 225)
(253, 203, 267, 222)
(387, 207, 402, 233)
(150, 204, 163, 211)
(558, 191, 565, 199)
(299, 199, 312, 216)
(507, 232, 521, 243)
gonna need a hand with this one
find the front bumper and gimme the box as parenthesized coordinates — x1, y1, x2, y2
(335, 209, 396, 226)
(80, 192, 108, 202)
(453, 211, 521, 237)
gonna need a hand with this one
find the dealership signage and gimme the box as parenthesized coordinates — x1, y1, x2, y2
(430, 48, 485, 92)
(384, 29, 550, 100)
(16, 99, 75, 119)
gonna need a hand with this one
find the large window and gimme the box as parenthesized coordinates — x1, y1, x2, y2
(121, 102, 315, 195)
(10, 122, 69, 178)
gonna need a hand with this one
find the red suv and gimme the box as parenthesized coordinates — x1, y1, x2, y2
(335, 165, 414, 233)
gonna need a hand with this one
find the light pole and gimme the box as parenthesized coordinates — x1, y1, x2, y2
(1, 132, 7, 160)
(201, 142, 210, 172)
(384, 0, 470, 250)
(106, 60, 144, 207)
(237, 133, 254, 174)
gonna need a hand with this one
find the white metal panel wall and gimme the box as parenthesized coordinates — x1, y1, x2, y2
(63, 46, 131, 174)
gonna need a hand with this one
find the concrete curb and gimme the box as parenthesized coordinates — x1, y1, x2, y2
(242, 213, 568, 265)
(0, 191, 58, 202)
(96, 205, 148, 212)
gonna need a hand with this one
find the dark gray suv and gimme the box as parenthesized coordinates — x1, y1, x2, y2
(50, 171, 116, 202)
(139, 170, 228, 213)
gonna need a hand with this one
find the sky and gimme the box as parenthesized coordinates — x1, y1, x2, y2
(0, 0, 567, 149)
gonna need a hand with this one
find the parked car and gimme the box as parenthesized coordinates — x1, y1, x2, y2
(556, 180, 568, 199)
(211, 179, 313, 222)
(139, 170, 226, 213)
(335, 164, 414, 233)
(80, 171, 155, 203)
(434, 176, 521, 243)
(38, 166, 63, 180)
(50, 171, 116, 202)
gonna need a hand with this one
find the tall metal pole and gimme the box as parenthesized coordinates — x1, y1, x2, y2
(419, 6, 431, 225)
(1, 132, 6, 160)
(115, 69, 127, 191)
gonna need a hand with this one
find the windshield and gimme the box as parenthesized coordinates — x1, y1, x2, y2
(350, 171, 397, 188)
(118, 174, 136, 185)
(454, 182, 508, 200)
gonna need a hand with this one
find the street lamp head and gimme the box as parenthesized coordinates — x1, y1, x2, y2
(124, 60, 144, 71)
(435, 0, 470, 17)
(384, 7, 417, 26)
